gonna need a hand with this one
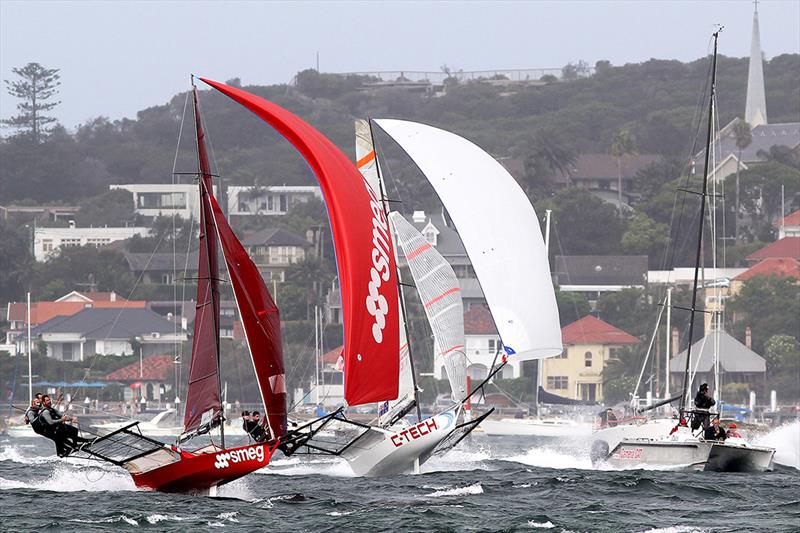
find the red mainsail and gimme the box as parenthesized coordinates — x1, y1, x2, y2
(207, 193, 287, 438)
(201, 78, 399, 405)
(183, 87, 222, 434)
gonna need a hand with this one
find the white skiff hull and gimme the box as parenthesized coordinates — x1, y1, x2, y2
(482, 418, 592, 438)
(340, 408, 461, 477)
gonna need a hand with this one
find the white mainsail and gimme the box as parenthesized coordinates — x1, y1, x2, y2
(389, 212, 468, 402)
(355, 119, 415, 426)
(374, 119, 562, 361)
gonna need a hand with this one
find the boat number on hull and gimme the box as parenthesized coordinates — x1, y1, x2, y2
(615, 447, 643, 460)
(214, 445, 266, 469)
(391, 419, 439, 448)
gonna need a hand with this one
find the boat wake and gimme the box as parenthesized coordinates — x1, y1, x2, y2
(257, 455, 355, 477)
(422, 445, 494, 473)
(427, 482, 484, 498)
(501, 445, 595, 470)
(755, 421, 799, 469)
(0, 462, 136, 492)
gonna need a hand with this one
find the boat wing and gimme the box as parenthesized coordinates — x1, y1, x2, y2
(374, 119, 562, 361)
(202, 79, 400, 406)
(280, 411, 375, 456)
(78, 423, 167, 466)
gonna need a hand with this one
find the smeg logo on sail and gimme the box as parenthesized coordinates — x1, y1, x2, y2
(363, 177, 392, 344)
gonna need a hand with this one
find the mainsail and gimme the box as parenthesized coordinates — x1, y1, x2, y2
(355, 119, 415, 426)
(389, 213, 468, 402)
(201, 79, 400, 405)
(207, 193, 287, 438)
(375, 119, 562, 361)
(183, 87, 222, 435)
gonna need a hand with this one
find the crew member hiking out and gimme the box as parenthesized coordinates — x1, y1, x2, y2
(691, 383, 716, 431)
(24, 394, 46, 436)
(38, 394, 92, 457)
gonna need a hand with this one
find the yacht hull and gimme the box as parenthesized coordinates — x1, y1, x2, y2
(482, 418, 592, 438)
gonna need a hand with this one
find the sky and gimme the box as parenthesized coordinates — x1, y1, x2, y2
(1, 0, 798, 130)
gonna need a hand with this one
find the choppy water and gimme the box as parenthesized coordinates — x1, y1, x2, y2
(1, 424, 798, 532)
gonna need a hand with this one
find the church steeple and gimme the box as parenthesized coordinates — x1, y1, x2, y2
(745, 1, 768, 126)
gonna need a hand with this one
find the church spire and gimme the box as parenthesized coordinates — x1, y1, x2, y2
(745, 1, 768, 126)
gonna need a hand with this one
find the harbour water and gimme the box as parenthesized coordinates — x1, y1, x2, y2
(1, 426, 798, 532)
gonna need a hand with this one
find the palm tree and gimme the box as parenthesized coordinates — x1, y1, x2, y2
(516, 129, 576, 197)
(611, 130, 636, 218)
(733, 120, 752, 242)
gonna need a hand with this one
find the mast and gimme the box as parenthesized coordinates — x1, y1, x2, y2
(535, 209, 553, 417)
(182, 78, 225, 447)
(679, 30, 721, 416)
(368, 118, 423, 422)
(27, 291, 32, 404)
(665, 286, 671, 400)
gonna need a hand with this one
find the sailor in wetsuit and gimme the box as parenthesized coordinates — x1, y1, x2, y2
(38, 395, 92, 456)
(247, 411, 268, 442)
(691, 383, 716, 431)
(24, 394, 46, 435)
(703, 418, 727, 441)
(598, 408, 619, 428)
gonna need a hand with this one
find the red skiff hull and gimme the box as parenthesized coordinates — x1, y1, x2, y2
(130, 441, 277, 493)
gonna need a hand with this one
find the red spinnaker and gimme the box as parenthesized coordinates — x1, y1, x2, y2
(184, 87, 222, 433)
(207, 193, 288, 437)
(200, 78, 399, 405)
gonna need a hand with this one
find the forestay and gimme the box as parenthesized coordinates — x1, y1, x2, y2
(389, 213, 468, 402)
(202, 79, 400, 406)
(375, 119, 562, 361)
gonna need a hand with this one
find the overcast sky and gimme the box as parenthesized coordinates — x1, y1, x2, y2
(1, 0, 798, 130)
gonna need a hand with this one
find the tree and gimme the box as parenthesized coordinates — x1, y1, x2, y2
(555, 287, 591, 326)
(0, 219, 34, 302)
(726, 162, 800, 239)
(513, 128, 576, 198)
(733, 121, 752, 242)
(763, 335, 800, 401)
(622, 214, 670, 269)
(537, 188, 625, 255)
(32, 247, 135, 301)
(728, 275, 800, 354)
(2, 63, 61, 144)
(602, 346, 641, 404)
(611, 129, 636, 217)
(595, 288, 649, 338)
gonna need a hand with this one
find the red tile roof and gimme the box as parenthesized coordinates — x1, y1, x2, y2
(7, 300, 146, 324)
(775, 210, 800, 228)
(746, 237, 800, 263)
(733, 257, 800, 282)
(102, 355, 174, 382)
(561, 315, 638, 345)
(464, 305, 498, 335)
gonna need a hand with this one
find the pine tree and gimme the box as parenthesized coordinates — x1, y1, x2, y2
(2, 62, 61, 144)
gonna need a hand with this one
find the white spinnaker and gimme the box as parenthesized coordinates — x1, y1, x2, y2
(355, 119, 415, 425)
(390, 212, 468, 402)
(374, 119, 562, 361)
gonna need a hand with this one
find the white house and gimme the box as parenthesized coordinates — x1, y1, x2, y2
(110, 183, 216, 219)
(227, 185, 322, 216)
(34, 222, 150, 262)
(456, 305, 518, 381)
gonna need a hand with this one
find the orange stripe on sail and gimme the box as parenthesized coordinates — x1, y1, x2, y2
(406, 242, 432, 260)
(424, 287, 461, 308)
(356, 150, 375, 168)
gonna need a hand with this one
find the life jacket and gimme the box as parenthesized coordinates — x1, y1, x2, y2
(26, 407, 46, 435)
(39, 406, 62, 437)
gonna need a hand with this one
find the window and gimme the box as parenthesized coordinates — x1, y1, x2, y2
(585, 351, 593, 367)
(86, 238, 111, 248)
(137, 192, 186, 209)
(62, 343, 73, 361)
(42, 239, 53, 253)
(160, 273, 173, 285)
(267, 195, 275, 211)
(547, 376, 568, 390)
(488, 339, 502, 353)
(279, 194, 288, 212)
(424, 229, 437, 245)
(239, 202, 248, 212)
(61, 238, 82, 248)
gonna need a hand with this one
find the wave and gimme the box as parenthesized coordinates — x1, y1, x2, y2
(501, 446, 595, 470)
(636, 527, 708, 533)
(428, 482, 484, 498)
(69, 514, 140, 526)
(527, 520, 556, 529)
(0, 463, 136, 492)
(257, 456, 355, 477)
(755, 421, 799, 469)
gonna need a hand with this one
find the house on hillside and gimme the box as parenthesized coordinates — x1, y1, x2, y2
(227, 185, 321, 217)
(553, 255, 648, 305)
(123, 251, 199, 287)
(776, 210, 800, 239)
(240, 228, 311, 282)
(669, 330, 766, 392)
(33, 308, 187, 361)
(561, 153, 661, 208)
(732, 257, 800, 294)
(461, 305, 515, 380)
(102, 354, 176, 405)
(4, 292, 146, 354)
(110, 183, 216, 220)
(34, 221, 150, 261)
(542, 315, 639, 402)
